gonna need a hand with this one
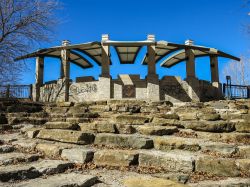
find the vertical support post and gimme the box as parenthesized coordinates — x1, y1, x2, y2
(6, 85, 10, 98)
(101, 34, 110, 77)
(146, 34, 160, 101)
(99, 34, 111, 100)
(185, 48, 196, 79)
(61, 40, 70, 102)
(210, 55, 219, 86)
(34, 56, 44, 101)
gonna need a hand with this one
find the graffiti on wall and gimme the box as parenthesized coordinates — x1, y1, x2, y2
(70, 83, 97, 95)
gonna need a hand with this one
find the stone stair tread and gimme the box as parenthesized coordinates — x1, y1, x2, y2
(13, 173, 98, 187)
(44, 121, 79, 130)
(189, 177, 250, 187)
(0, 152, 40, 166)
(0, 159, 73, 182)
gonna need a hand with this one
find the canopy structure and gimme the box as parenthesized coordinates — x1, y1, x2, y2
(161, 47, 240, 68)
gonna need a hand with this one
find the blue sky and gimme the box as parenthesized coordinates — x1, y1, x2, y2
(21, 0, 250, 84)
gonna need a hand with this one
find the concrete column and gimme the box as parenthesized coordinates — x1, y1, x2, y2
(210, 55, 219, 86)
(99, 34, 111, 100)
(147, 34, 156, 76)
(61, 40, 70, 102)
(146, 34, 159, 101)
(34, 56, 44, 101)
(185, 48, 196, 78)
(101, 34, 110, 78)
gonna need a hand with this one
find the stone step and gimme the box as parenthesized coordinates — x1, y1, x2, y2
(94, 133, 154, 149)
(44, 121, 79, 130)
(12, 173, 98, 187)
(79, 121, 116, 133)
(0, 159, 73, 182)
(37, 129, 95, 145)
(136, 125, 178, 136)
(189, 178, 250, 187)
(0, 145, 15, 153)
(113, 114, 150, 125)
(151, 117, 184, 128)
(123, 176, 188, 187)
(93, 149, 138, 167)
(153, 136, 238, 155)
(181, 120, 235, 132)
(138, 150, 195, 173)
(61, 148, 94, 163)
(8, 117, 48, 125)
(0, 152, 40, 166)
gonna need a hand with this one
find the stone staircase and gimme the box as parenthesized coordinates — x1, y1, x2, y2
(0, 99, 249, 186)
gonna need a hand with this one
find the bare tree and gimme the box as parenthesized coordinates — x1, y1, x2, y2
(0, 0, 59, 84)
(223, 55, 250, 85)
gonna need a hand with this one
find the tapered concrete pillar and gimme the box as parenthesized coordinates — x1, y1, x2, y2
(99, 34, 111, 100)
(101, 34, 110, 78)
(210, 55, 219, 87)
(34, 56, 44, 101)
(146, 34, 159, 101)
(185, 49, 196, 78)
(61, 40, 70, 102)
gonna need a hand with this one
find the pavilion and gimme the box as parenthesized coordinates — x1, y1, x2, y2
(16, 34, 240, 103)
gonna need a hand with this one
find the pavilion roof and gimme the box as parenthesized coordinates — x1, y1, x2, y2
(15, 40, 240, 68)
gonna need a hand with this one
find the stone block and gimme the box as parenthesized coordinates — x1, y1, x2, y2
(151, 118, 183, 128)
(45, 122, 79, 130)
(94, 133, 153, 149)
(37, 129, 95, 145)
(196, 156, 240, 177)
(94, 149, 138, 167)
(236, 159, 250, 175)
(235, 121, 250, 133)
(61, 148, 94, 163)
(138, 150, 194, 173)
(137, 126, 178, 136)
(114, 115, 149, 125)
(79, 122, 116, 133)
(123, 177, 187, 187)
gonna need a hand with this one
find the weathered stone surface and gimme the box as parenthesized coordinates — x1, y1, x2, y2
(0, 145, 14, 153)
(45, 121, 79, 130)
(141, 106, 159, 113)
(152, 173, 190, 184)
(37, 129, 95, 145)
(94, 133, 153, 149)
(238, 145, 250, 158)
(114, 115, 149, 125)
(182, 121, 235, 132)
(235, 121, 250, 133)
(8, 117, 47, 125)
(190, 178, 250, 187)
(139, 150, 194, 173)
(0, 164, 41, 182)
(36, 143, 70, 157)
(33, 159, 73, 175)
(79, 121, 116, 133)
(196, 156, 240, 177)
(94, 150, 138, 167)
(16, 173, 98, 187)
(201, 142, 237, 155)
(0, 160, 73, 182)
(66, 117, 90, 123)
(156, 113, 179, 120)
(72, 112, 99, 118)
(154, 137, 200, 152)
(123, 177, 187, 187)
(179, 112, 198, 121)
(137, 126, 178, 136)
(25, 127, 41, 138)
(0, 152, 40, 166)
(0, 114, 7, 124)
(151, 118, 183, 127)
(236, 159, 250, 175)
(198, 113, 220, 121)
(115, 124, 136, 134)
(61, 148, 94, 163)
(56, 102, 74, 107)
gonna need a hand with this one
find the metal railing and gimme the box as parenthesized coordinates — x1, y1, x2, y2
(223, 84, 250, 99)
(0, 85, 32, 99)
